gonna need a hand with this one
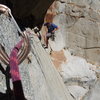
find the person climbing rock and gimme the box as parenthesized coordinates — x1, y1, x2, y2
(33, 27, 41, 41)
(44, 22, 59, 48)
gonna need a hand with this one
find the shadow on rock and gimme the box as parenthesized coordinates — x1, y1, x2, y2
(0, 64, 14, 100)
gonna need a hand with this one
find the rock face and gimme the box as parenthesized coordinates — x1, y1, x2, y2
(0, 0, 55, 28)
(45, 0, 100, 66)
(59, 50, 97, 100)
(83, 78, 100, 100)
(42, 0, 100, 99)
(0, 0, 100, 100)
(0, 12, 74, 100)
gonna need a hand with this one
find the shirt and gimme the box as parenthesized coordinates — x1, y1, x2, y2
(44, 23, 58, 33)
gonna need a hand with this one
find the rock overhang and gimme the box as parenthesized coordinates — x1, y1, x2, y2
(0, 0, 55, 28)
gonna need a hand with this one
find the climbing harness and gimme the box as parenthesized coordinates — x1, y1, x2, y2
(0, 4, 31, 100)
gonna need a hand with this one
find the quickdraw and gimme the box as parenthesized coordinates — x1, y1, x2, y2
(0, 4, 31, 100)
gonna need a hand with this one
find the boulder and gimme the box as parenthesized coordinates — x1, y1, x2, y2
(0, 10, 74, 100)
(45, 0, 100, 65)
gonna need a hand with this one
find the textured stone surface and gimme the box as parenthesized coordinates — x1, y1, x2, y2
(40, 0, 100, 99)
(68, 85, 88, 100)
(83, 78, 100, 100)
(47, 47, 97, 99)
(0, 13, 74, 100)
(60, 51, 97, 85)
(0, 14, 20, 55)
(49, 43, 100, 99)
(45, 0, 100, 66)
(82, 68, 100, 100)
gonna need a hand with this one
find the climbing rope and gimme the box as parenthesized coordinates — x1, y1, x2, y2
(10, 39, 27, 100)
(0, 4, 31, 100)
(0, 5, 31, 65)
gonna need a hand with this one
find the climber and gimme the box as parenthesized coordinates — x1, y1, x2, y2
(33, 27, 42, 40)
(43, 22, 59, 48)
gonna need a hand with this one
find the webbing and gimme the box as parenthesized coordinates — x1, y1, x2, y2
(0, 4, 31, 100)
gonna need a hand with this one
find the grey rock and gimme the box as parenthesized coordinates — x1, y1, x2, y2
(83, 78, 100, 100)
(0, 12, 74, 100)
(52, 0, 100, 65)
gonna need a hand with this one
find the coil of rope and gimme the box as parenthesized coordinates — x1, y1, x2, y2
(0, 4, 31, 100)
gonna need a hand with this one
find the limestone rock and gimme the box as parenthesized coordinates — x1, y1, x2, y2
(84, 78, 100, 100)
(68, 85, 88, 100)
(55, 50, 97, 100)
(45, 0, 100, 65)
(59, 50, 97, 86)
(0, 12, 74, 100)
